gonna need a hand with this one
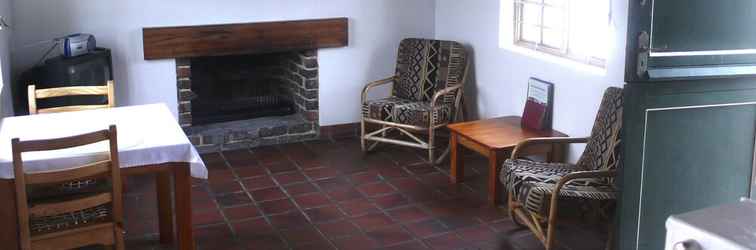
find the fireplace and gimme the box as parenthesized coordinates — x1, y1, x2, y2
(143, 18, 347, 152)
(189, 52, 309, 125)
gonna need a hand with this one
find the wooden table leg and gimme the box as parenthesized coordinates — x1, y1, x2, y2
(0, 179, 19, 250)
(174, 164, 195, 250)
(450, 133, 464, 183)
(487, 150, 501, 206)
(156, 171, 174, 244)
(549, 142, 567, 162)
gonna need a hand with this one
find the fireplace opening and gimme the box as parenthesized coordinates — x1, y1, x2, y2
(190, 53, 299, 125)
(177, 49, 319, 152)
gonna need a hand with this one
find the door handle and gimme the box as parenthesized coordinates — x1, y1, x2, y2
(674, 239, 702, 250)
(0, 16, 9, 30)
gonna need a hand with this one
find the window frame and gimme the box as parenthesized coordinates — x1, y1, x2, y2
(513, 0, 608, 68)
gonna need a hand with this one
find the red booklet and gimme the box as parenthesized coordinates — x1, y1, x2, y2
(522, 78, 554, 130)
(522, 99, 547, 130)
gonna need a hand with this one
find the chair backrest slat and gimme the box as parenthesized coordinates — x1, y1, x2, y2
(29, 193, 112, 218)
(25, 160, 112, 185)
(34, 85, 109, 99)
(37, 105, 111, 114)
(28, 81, 115, 115)
(15, 129, 110, 152)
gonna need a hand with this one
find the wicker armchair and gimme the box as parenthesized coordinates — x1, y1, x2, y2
(361, 38, 470, 163)
(500, 87, 623, 250)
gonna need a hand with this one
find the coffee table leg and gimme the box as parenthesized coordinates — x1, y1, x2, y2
(549, 143, 567, 163)
(174, 164, 195, 250)
(156, 171, 174, 244)
(487, 150, 501, 206)
(450, 133, 464, 183)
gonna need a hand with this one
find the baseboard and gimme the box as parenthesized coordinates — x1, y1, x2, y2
(319, 122, 360, 139)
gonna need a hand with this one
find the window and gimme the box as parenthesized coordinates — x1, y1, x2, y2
(513, 0, 611, 68)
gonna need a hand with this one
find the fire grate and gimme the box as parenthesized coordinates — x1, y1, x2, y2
(191, 95, 295, 125)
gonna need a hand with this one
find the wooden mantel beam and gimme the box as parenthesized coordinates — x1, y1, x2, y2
(143, 18, 348, 60)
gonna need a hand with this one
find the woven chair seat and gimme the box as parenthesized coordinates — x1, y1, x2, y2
(29, 204, 111, 234)
(392, 102, 452, 127)
(362, 97, 452, 127)
(362, 97, 414, 122)
(28, 179, 110, 201)
(27, 179, 113, 234)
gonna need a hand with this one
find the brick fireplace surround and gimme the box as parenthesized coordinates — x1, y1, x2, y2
(142, 18, 348, 152)
(176, 50, 320, 152)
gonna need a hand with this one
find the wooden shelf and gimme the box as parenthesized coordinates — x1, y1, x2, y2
(143, 18, 348, 60)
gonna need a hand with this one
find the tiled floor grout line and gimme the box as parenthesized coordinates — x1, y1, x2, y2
(297, 149, 396, 249)
(293, 140, 430, 249)
(277, 143, 344, 250)
(356, 165, 421, 249)
(222, 147, 292, 250)
(380, 166, 441, 250)
(211, 150, 255, 249)
(250, 146, 307, 250)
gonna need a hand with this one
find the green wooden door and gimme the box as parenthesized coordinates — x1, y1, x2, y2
(618, 78, 756, 250)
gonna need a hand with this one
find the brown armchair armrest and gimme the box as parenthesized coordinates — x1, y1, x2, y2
(549, 169, 616, 212)
(551, 169, 616, 206)
(430, 85, 464, 109)
(558, 169, 616, 185)
(511, 137, 589, 160)
(361, 77, 396, 104)
(540, 169, 616, 246)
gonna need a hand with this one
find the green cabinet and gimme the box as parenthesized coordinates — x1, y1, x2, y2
(618, 78, 756, 249)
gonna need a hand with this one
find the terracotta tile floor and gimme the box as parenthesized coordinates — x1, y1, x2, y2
(122, 136, 608, 250)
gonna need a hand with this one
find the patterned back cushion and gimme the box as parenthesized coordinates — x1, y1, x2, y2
(393, 39, 468, 105)
(576, 87, 624, 171)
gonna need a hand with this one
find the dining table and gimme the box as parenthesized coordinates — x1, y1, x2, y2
(0, 103, 207, 250)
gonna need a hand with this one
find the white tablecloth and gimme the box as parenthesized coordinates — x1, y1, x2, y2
(0, 103, 208, 179)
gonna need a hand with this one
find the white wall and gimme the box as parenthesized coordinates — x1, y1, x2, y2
(435, 0, 627, 161)
(10, 0, 436, 125)
(0, 0, 12, 118)
(9, 0, 628, 159)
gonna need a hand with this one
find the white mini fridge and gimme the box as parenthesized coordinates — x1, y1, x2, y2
(665, 199, 756, 250)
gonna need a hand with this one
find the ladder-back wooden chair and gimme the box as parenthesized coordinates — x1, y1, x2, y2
(361, 38, 470, 164)
(500, 87, 623, 250)
(12, 125, 125, 250)
(27, 81, 115, 114)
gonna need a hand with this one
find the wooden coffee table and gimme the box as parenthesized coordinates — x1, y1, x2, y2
(447, 116, 568, 206)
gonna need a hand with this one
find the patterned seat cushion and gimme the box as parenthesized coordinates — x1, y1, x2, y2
(393, 102, 452, 127)
(501, 159, 579, 197)
(501, 159, 616, 215)
(518, 180, 617, 215)
(362, 97, 414, 122)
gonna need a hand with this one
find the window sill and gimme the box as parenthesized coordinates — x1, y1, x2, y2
(501, 44, 607, 76)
